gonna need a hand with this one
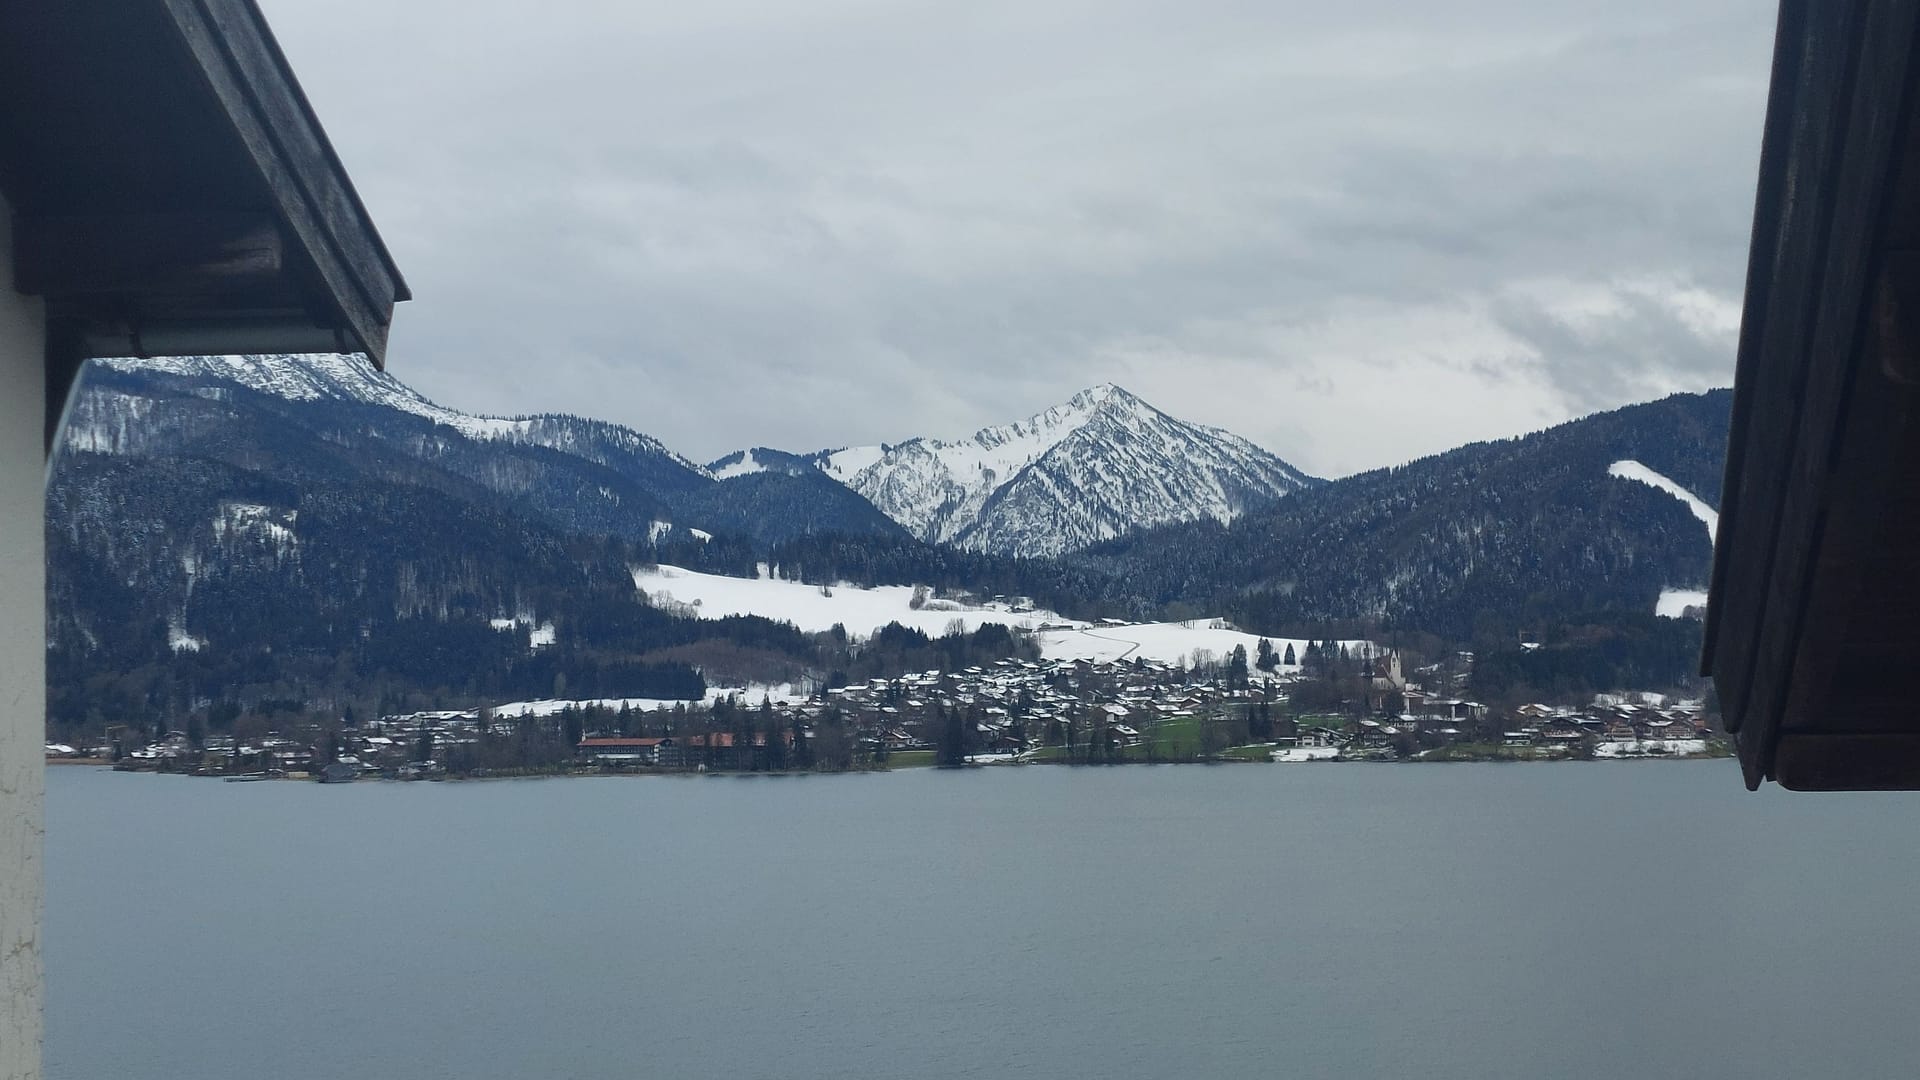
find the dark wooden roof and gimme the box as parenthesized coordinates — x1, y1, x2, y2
(1705, 0, 1920, 790)
(0, 0, 408, 366)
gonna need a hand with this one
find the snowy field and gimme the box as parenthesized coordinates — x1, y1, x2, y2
(1271, 746, 1342, 762)
(1034, 622, 1367, 669)
(491, 683, 809, 718)
(633, 564, 1087, 637)
(1655, 589, 1709, 618)
(634, 564, 1369, 668)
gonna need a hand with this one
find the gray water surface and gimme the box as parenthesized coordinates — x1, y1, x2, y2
(45, 762, 1920, 1079)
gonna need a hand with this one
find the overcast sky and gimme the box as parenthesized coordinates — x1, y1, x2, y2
(263, 0, 1774, 478)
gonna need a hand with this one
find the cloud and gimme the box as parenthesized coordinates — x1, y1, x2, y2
(260, 0, 1774, 477)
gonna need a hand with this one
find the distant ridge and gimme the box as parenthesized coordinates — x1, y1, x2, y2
(718, 383, 1315, 558)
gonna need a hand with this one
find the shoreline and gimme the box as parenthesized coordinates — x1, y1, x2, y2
(66, 746, 1733, 782)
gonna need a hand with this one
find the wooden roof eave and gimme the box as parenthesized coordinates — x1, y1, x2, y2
(1705, 0, 1920, 790)
(153, 0, 410, 366)
(3, 0, 407, 366)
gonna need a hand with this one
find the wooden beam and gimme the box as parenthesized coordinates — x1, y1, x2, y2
(13, 213, 282, 297)
(74, 318, 352, 359)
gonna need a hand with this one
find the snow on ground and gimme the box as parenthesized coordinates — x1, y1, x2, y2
(1656, 589, 1709, 618)
(1594, 739, 1708, 758)
(815, 443, 886, 483)
(489, 615, 557, 650)
(1608, 460, 1718, 542)
(1609, 461, 1717, 618)
(710, 450, 771, 480)
(491, 683, 808, 718)
(636, 564, 1371, 668)
(814, 386, 1118, 542)
(168, 627, 205, 653)
(100, 355, 715, 476)
(1035, 622, 1369, 668)
(634, 564, 1085, 638)
(214, 502, 297, 551)
(1271, 746, 1341, 762)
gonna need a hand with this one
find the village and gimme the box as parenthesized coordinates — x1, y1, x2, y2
(58, 645, 1723, 780)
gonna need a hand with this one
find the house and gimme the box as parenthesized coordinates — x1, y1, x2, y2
(578, 737, 676, 767)
(1298, 726, 1344, 748)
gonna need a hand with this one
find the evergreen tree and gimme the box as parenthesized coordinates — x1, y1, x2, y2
(1227, 644, 1250, 690)
(934, 704, 967, 767)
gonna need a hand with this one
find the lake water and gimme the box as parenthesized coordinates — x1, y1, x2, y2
(44, 762, 1920, 1079)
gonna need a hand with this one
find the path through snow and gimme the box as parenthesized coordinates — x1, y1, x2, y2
(1608, 460, 1718, 543)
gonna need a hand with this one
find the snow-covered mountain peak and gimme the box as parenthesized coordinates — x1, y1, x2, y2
(973, 382, 1136, 440)
(806, 384, 1315, 557)
(92, 354, 712, 478)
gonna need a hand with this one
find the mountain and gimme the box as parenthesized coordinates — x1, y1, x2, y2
(69, 355, 906, 546)
(678, 390, 1730, 698)
(87, 353, 715, 489)
(46, 351, 1736, 731)
(46, 400, 718, 730)
(1070, 389, 1732, 642)
(720, 384, 1316, 558)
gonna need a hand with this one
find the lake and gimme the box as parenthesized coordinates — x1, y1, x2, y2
(44, 762, 1920, 1079)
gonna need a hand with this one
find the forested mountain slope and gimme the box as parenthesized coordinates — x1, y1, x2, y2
(47, 353, 1732, 727)
(1071, 390, 1731, 640)
(71, 356, 906, 545)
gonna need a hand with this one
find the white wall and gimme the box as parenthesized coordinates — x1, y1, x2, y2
(0, 190, 47, 1080)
